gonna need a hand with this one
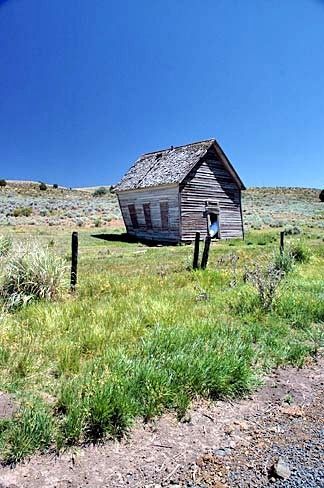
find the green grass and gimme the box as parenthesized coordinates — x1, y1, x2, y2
(0, 226, 323, 464)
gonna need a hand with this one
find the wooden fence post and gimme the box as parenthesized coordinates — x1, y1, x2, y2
(201, 236, 211, 270)
(280, 231, 285, 255)
(193, 232, 200, 269)
(70, 231, 78, 291)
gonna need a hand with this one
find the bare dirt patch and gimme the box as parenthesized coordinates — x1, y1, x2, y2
(0, 357, 323, 488)
(182, 366, 324, 487)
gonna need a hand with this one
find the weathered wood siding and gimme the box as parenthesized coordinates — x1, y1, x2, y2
(180, 151, 243, 241)
(117, 185, 180, 242)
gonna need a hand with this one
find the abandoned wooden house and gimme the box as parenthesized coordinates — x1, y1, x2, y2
(116, 139, 245, 243)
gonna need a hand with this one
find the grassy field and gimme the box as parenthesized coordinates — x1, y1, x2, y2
(0, 184, 323, 464)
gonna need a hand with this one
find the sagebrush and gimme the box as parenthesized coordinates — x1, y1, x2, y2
(244, 260, 284, 310)
(289, 241, 311, 263)
(0, 235, 12, 257)
(0, 241, 66, 309)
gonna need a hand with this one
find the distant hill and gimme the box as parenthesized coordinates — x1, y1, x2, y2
(75, 185, 112, 192)
(0, 182, 322, 231)
(0, 179, 120, 228)
(5, 179, 68, 189)
(243, 187, 323, 230)
(2, 180, 115, 194)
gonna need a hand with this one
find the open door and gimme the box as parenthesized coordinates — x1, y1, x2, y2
(205, 201, 220, 239)
(207, 212, 219, 238)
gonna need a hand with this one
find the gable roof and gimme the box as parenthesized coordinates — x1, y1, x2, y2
(116, 139, 245, 191)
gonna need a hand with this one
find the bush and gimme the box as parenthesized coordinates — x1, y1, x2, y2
(285, 226, 302, 236)
(0, 236, 12, 257)
(53, 183, 58, 189)
(274, 250, 295, 274)
(39, 182, 47, 191)
(319, 189, 324, 202)
(0, 179, 7, 187)
(244, 261, 284, 311)
(289, 242, 311, 263)
(13, 207, 32, 217)
(93, 187, 108, 197)
(0, 241, 66, 309)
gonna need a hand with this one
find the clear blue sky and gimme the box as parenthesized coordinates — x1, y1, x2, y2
(1, 0, 323, 188)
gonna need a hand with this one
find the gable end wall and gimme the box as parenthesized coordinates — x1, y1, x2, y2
(180, 151, 243, 241)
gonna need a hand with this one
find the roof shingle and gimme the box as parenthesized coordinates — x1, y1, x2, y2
(116, 139, 214, 191)
(116, 138, 245, 191)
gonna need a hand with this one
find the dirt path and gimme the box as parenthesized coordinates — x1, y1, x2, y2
(0, 357, 323, 488)
(180, 362, 324, 487)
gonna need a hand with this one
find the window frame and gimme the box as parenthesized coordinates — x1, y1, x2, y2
(143, 203, 152, 230)
(127, 204, 139, 229)
(204, 200, 221, 239)
(160, 201, 169, 231)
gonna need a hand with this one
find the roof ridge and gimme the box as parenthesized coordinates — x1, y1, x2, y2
(136, 139, 215, 188)
(115, 138, 246, 192)
(142, 138, 215, 156)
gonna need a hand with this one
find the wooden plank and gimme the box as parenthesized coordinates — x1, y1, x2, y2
(70, 231, 78, 292)
(201, 236, 211, 269)
(280, 231, 285, 254)
(192, 232, 200, 269)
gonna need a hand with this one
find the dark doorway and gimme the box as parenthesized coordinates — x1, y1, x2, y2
(207, 212, 220, 238)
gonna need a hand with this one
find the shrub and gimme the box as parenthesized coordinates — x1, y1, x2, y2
(0, 179, 7, 187)
(285, 226, 301, 236)
(0, 236, 12, 257)
(93, 187, 107, 197)
(0, 241, 66, 309)
(13, 207, 32, 217)
(94, 218, 101, 228)
(319, 189, 324, 202)
(53, 183, 58, 189)
(274, 250, 295, 274)
(39, 182, 47, 191)
(244, 261, 284, 311)
(289, 242, 311, 263)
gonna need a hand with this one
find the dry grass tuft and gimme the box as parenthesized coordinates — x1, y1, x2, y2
(0, 240, 66, 309)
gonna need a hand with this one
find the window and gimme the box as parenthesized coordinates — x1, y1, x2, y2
(143, 203, 152, 230)
(160, 201, 169, 231)
(128, 204, 139, 229)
